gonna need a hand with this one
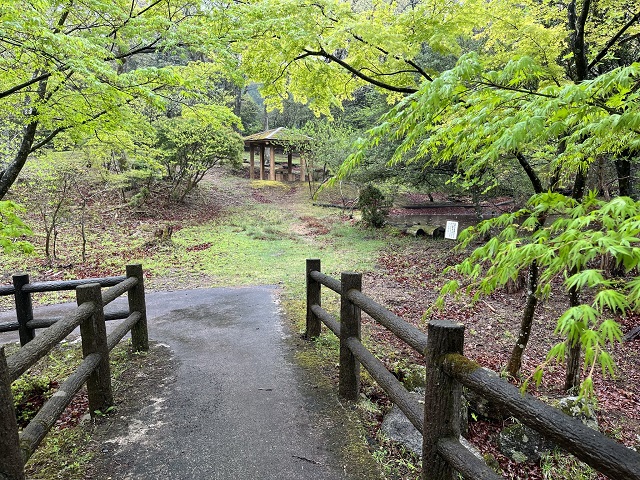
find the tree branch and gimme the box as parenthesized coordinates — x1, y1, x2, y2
(588, 10, 640, 71)
(515, 152, 543, 194)
(476, 79, 557, 99)
(29, 84, 165, 154)
(301, 48, 418, 94)
(0, 73, 52, 100)
(0, 1, 169, 100)
(349, 32, 433, 81)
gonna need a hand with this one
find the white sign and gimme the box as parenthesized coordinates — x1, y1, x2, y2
(445, 221, 459, 240)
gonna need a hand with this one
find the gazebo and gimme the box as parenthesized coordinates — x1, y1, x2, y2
(243, 127, 313, 181)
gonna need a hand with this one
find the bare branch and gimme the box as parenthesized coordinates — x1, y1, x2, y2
(349, 32, 433, 81)
(588, 10, 640, 71)
(301, 48, 418, 94)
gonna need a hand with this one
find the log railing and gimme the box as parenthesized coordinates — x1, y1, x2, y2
(0, 264, 148, 480)
(305, 259, 640, 480)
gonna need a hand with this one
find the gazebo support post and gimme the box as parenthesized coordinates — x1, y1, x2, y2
(287, 152, 293, 181)
(270, 145, 276, 181)
(249, 144, 255, 180)
(259, 144, 265, 180)
(301, 156, 307, 182)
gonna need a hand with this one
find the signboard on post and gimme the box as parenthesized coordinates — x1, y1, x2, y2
(445, 221, 459, 240)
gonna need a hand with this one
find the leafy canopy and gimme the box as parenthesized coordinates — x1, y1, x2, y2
(0, 0, 236, 198)
(230, 0, 482, 115)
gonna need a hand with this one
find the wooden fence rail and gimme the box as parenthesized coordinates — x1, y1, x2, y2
(305, 258, 640, 480)
(0, 273, 131, 342)
(0, 264, 148, 480)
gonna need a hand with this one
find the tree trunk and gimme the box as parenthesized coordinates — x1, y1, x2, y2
(564, 278, 582, 391)
(0, 121, 39, 200)
(80, 199, 87, 263)
(0, 69, 52, 200)
(564, 167, 587, 392)
(507, 261, 539, 377)
(504, 154, 546, 379)
(45, 226, 52, 261)
(565, 340, 582, 393)
(53, 227, 59, 260)
(564, 268, 582, 392)
(571, 167, 587, 200)
(615, 153, 633, 198)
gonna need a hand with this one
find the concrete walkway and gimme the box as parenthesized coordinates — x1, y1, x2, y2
(1, 287, 382, 479)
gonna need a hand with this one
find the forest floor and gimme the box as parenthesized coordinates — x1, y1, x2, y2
(2, 167, 639, 479)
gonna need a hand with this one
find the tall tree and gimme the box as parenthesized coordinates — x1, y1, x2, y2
(0, 0, 234, 199)
(328, 0, 640, 392)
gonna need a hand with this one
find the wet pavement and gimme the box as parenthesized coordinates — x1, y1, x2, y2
(1, 287, 382, 480)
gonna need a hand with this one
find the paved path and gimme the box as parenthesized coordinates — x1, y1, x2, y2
(1, 287, 381, 479)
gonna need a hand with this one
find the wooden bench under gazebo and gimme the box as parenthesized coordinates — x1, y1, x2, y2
(243, 127, 312, 181)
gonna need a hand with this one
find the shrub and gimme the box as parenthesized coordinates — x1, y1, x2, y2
(358, 184, 388, 228)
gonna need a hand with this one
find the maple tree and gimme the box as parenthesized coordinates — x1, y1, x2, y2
(330, 0, 640, 392)
(230, 0, 481, 114)
(0, 0, 235, 200)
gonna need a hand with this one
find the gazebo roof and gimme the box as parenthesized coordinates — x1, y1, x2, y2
(243, 127, 313, 145)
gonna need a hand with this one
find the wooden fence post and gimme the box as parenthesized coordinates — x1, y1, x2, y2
(423, 320, 465, 480)
(306, 259, 321, 339)
(339, 272, 361, 401)
(0, 347, 24, 480)
(76, 284, 113, 416)
(126, 264, 148, 352)
(13, 273, 34, 346)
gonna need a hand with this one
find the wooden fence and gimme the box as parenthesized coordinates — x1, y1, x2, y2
(0, 264, 148, 480)
(305, 259, 640, 480)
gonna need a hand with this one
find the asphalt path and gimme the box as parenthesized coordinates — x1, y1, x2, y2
(0, 287, 381, 479)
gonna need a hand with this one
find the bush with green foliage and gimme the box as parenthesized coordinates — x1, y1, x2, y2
(357, 184, 388, 228)
(155, 107, 243, 201)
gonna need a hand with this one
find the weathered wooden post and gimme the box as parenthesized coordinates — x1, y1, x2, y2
(76, 284, 113, 416)
(259, 144, 265, 180)
(339, 272, 362, 401)
(0, 347, 25, 480)
(249, 144, 255, 180)
(300, 155, 307, 182)
(423, 320, 465, 480)
(126, 264, 148, 352)
(306, 259, 321, 339)
(269, 145, 276, 181)
(13, 273, 34, 346)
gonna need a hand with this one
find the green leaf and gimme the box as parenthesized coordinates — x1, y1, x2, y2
(546, 342, 566, 364)
(592, 289, 629, 315)
(598, 319, 623, 345)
